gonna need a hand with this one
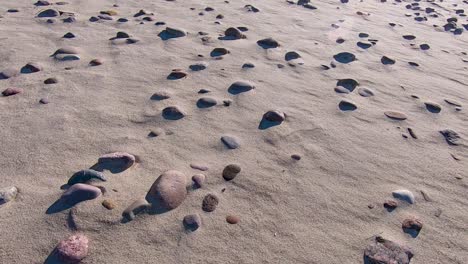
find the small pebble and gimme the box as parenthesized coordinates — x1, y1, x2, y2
(102, 199, 115, 210)
(226, 215, 240, 224)
(56, 234, 89, 263)
(223, 164, 241, 181)
(183, 214, 202, 231)
(202, 193, 219, 212)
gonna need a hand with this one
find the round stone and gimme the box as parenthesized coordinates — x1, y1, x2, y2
(102, 199, 115, 210)
(225, 27, 244, 39)
(98, 152, 135, 170)
(222, 164, 241, 181)
(37, 9, 59, 17)
(183, 214, 201, 231)
(56, 234, 89, 263)
(257, 37, 279, 48)
(221, 135, 240, 149)
(226, 215, 240, 224)
(202, 194, 219, 212)
(402, 217, 423, 231)
(147, 170, 187, 210)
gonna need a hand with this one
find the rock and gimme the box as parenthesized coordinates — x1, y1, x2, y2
(364, 236, 414, 264)
(223, 164, 241, 181)
(37, 9, 59, 17)
(197, 97, 217, 108)
(2, 88, 23, 97)
(424, 101, 442, 113)
(224, 27, 244, 39)
(114, 31, 130, 39)
(35, 1, 51, 6)
(226, 215, 240, 224)
(102, 199, 115, 210)
(245, 4, 260, 12)
(148, 128, 164, 138)
(358, 88, 374, 97)
(160, 27, 186, 39)
(40, 98, 50, 104)
(122, 198, 150, 221)
(89, 59, 103, 66)
(190, 163, 209, 171)
(333, 52, 356, 63)
(67, 169, 106, 186)
(263, 110, 285, 122)
(202, 194, 219, 212)
(381, 56, 396, 65)
(63, 17, 76, 23)
(100, 10, 118, 16)
(63, 32, 75, 38)
(183, 214, 201, 231)
(392, 189, 415, 204)
(61, 184, 102, 205)
(167, 71, 187, 80)
(98, 152, 136, 170)
(291, 154, 301, 160)
(147, 170, 187, 210)
(385, 111, 407, 120)
(189, 62, 208, 71)
(0, 186, 18, 206)
(151, 91, 171, 101)
(211, 48, 230, 57)
(54, 54, 80, 61)
(52, 47, 80, 56)
(192, 174, 205, 188)
(440, 129, 461, 145)
(338, 100, 357, 111)
(221, 135, 240, 149)
(384, 200, 398, 210)
(162, 106, 185, 120)
(228, 81, 255, 94)
(242, 62, 255, 69)
(402, 217, 423, 233)
(257, 37, 279, 48)
(21, 62, 42, 73)
(444, 99, 462, 107)
(44, 77, 58, 84)
(56, 234, 89, 263)
(0, 68, 19, 79)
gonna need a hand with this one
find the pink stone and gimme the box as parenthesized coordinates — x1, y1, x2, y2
(61, 183, 101, 205)
(98, 152, 135, 169)
(56, 234, 89, 263)
(2, 88, 23, 96)
(147, 170, 187, 210)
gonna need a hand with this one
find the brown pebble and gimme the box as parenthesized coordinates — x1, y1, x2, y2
(384, 200, 398, 210)
(89, 59, 103, 66)
(202, 194, 219, 212)
(226, 215, 240, 224)
(192, 174, 205, 188)
(2, 88, 23, 96)
(402, 217, 423, 232)
(102, 199, 115, 210)
(291, 154, 301, 160)
(222, 164, 241, 181)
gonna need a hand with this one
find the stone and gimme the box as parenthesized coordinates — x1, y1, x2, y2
(67, 169, 106, 186)
(444, 99, 462, 107)
(2, 88, 23, 97)
(226, 215, 240, 224)
(202, 194, 219, 212)
(98, 152, 136, 170)
(35, 1, 51, 6)
(54, 54, 80, 61)
(257, 37, 279, 48)
(89, 59, 103, 66)
(21, 63, 42, 73)
(115, 31, 130, 39)
(192, 174, 205, 188)
(364, 236, 414, 264)
(263, 110, 285, 122)
(223, 164, 241, 181)
(440, 129, 461, 145)
(63, 32, 75, 38)
(0, 186, 18, 206)
(56, 234, 89, 263)
(52, 47, 80, 56)
(189, 62, 208, 71)
(37, 9, 59, 17)
(228, 81, 255, 94)
(151, 91, 171, 101)
(190, 163, 209, 171)
(102, 199, 115, 210)
(225, 27, 244, 39)
(424, 101, 442, 113)
(385, 111, 407, 120)
(291, 154, 301, 160)
(338, 100, 357, 111)
(162, 106, 185, 120)
(358, 88, 374, 97)
(122, 198, 150, 221)
(183, 214, 201, 231)
(147, 170, 187, 210)
(221, 135, 240, 149)
(61, 184, 101, 205)
(402, 217, 423, 232)
(0, 68, 19, 79)
(44, 77, 58, 84)
(333, 52, 356, 63)
(384, 200, 398, 210)
(40, 98, 50, 104)
(392, 189, 415, 204)
(197, 97, 217, 108)
(100, 10, 118, 16)
(161, 27, 186, 38)
(167, 71, 187, 80)
(148, 128, 164, 138)
(211, 48, 230, 57)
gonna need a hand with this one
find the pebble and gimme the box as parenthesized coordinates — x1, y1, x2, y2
(384, 200, 398, 210)
(211, 48, 230, 57)
(228, 81, 255, 94)
(89, 59, 103, 66)
(61, 183, 102, 205)
(358, 87, 374, 97)
(189, 62, 208, 71)
(35, 0, 51, 6)
(56, 234, 89, 263)
(163, 27, 187, 38)
(257, 37, 279, 48)
(402, 217, 423, 233)
(291, 154, 301, 160)
(0, 186, 18, 206)
(263, 110, 285, 122)
(44, 77, 58, 84)
(444, 99, 462, 107)
(52, 47, 80, 56)
(21, 62, 42, 73)
(102, 199, 115, 210)
(54, 54, 80, 61)
(122, 198, 150, 221)
(439, 129, 461, 145)
(0, 68, 19, 79)
(147, 170, 187, 210)
(151, 91, 171, 100)
(381, 56, 396, 65)
(162, 106, 185, 120)
(424, 101, 442, 113)
(392, 189, 415, 204)
(225, 27, 244, 39)
(333, 52, 356, 63)
(183, 214, 202, 231)
(167, 71, 187, 80)
(221, 135, 240, 149)
(98, 152, 136, 169)
(2, 88, 23, 97)
(242, 62, 255, 69)
(37, 9, 59, 17)
(223, 164, 241, 181)
(190, 163, 209, 171)
(63, 32, 75, 38)
(39, 98, 50, 104)
(384, 111, 408, 120)
(202, 193, 219, 212)
(226, 215, 240, 224)
(148, 128, 164, 138)
(364, 236, 414, 264)
(197, 97, 217, 108)
(67, 169, 106, 186)
(339, 100, 357, 111)
(192, 174, 205, 188)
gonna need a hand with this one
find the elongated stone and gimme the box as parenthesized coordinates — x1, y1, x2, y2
(147, 170, 187, 210)
(67, 169, 106, 186)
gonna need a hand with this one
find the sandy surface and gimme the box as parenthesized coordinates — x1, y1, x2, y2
(0, 0, 467, 263)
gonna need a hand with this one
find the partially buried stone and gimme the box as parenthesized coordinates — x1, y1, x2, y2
(167, 71, 187, 80)
(226, 215, 240, 224)
(89, 59, 103, 66)
(202, 194, 219, 212)
(37, 9, 59, 17)
(163, 27, 186, 38)
(102, 199, 115, 210)
(21, 63, 42, 73)
(147, 170, 187, 210)
(221, 135, 240, 149)
(162, 106, 185, 120)
(61, 184, 101, 205)
(0, 186, 18, 206)
(0, 68, 19, 79)
(424, 101, 442, 113)
(190, 163, 209, 171)
(189, 62, 208, 71)
(439, 129, 461, 145)
(402, 217, 423, 233)
(197, 97, 217, 108)
(56, 234, 89, 263)
(228, 81, 255, 94)
(2, 88, 23, 97)
(98, 152, 135, 170)
(52, 47, 80, 56)
(151, 91, 171, 100)
(263, 110, 285, 122)
(44, 77, 58, 84)
(54, 54, 80, 61)
(183, 214, 201, 231)
(291, 154, 301, 160)
(122, 198, 150, 221)
(384, 111, 407, 120)
(67, 169, 106, 186)
(384, 200, 398, 210)
(364, 236, 414, 264)
(192, 174, 205, 188)
(257, 37, 279, 48)
(63, 32, 75, 38)
(225, 27, 244, 39)
(39, 98, 49, 104)
(223, 164, 241, 181)
(358, 87, 374, 97)
(392, 189, 415, 204)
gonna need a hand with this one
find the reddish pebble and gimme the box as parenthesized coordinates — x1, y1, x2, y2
(2, 88, 23, 97)
(56, 234, 89, 263)
(226, 215, 240, 224)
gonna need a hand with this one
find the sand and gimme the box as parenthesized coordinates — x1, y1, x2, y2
(0, 0, 467, 263)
